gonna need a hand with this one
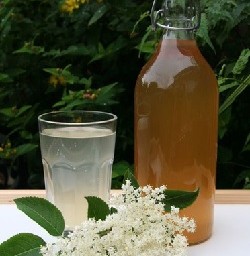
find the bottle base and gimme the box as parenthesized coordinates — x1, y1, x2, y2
(188, 232, 212, 246)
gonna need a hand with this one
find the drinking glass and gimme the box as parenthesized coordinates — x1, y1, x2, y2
(38, 110, 117, 229)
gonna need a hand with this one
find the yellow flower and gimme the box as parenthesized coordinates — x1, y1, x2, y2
(49, 75, 59, 87)
(61, 0, 78, 13)
(49, 75, 66, 87)
(5, 142, 11, 149)
(61, 0, 89, 13)
(58, 76, 66, 85)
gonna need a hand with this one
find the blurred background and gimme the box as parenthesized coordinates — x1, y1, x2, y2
(0, 0, 249, 189)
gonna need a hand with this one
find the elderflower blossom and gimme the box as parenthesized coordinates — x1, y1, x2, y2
(40, 181, 195, 256)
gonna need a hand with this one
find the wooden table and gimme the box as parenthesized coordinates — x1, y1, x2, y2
(1, 189, 250, 204)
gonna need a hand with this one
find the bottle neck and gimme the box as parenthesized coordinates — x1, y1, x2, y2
(159, 28, 200, 58)
(163, 29, 195, 40)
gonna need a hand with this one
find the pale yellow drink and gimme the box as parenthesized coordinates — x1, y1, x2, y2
(40, 126, 116, 229)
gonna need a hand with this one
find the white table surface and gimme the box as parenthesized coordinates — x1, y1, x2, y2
(0, 204, 250, 255)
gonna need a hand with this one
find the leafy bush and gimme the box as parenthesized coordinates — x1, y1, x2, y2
(198, 0, 250, 189)
(0, 0, 249, 189)
(0, 0, 148, 188)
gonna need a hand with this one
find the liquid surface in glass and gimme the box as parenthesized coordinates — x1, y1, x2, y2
(40, 126, 116, 229)
(135, 39, 218, 244)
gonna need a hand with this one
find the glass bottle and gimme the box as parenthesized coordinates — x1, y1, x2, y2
(134, 0, 218, 244)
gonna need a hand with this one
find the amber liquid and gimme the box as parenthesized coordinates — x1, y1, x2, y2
(134, 38, 218, 244)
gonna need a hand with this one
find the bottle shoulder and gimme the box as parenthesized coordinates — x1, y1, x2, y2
(137, 39, 217, 88)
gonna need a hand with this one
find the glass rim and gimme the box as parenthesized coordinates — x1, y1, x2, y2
(38, 110, 117, 126)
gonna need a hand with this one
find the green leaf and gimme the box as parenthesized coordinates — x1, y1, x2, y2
(14, 197, 65, 236)
(53, 100, 66, 108)
(232, 49, 250, 75)
(95, 83, 120, 105)
(218, 78, 238, 93)
(163, 189, 199, 211)
(112, 161, 132, 179)
(0, 8, 13, 31)
(136, 41, 156, 55)
(137, 26, 156, 57)
(14, 43, 44, 55)
(88, 5, 108, 26)
(0, 107, 15, 117)
(131, 11, 150, 35)
(219, 74, 250, 114)
(196, 13, 215, 53)
(85, 196, 110, 221)
(16, 105, 32, 117)
(243, 133, 250, 152)
(42, 49, 61, 57)
(218, 108, 232, 139)
(0, 233, 45, 256)
(234, 170, 250, 187)
(123, 169, 139, 189)
(0, 73, 13, 83)
(43, 66, 80, 84)
(15, 144, 38, 157)
(43, 45, 92, 58)
(89, 37, 126, 63)
(61, 99, 88, 110)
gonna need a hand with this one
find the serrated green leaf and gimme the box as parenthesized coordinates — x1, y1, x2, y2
(85, 196, 110, 221)
(0, 233, 45, 256)
(14, 197, 65, 236)
(163, 189, 199, 211)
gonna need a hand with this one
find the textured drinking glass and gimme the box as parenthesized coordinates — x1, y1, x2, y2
(38, 111, 117, 229)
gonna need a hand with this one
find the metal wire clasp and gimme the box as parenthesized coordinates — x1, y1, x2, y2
(151, 0, 201, 31)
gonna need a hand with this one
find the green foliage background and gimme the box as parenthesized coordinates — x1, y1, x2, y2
(0, 0, 249, 189)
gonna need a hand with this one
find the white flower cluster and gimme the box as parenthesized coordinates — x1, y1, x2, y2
(41, 181, 195, 256)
